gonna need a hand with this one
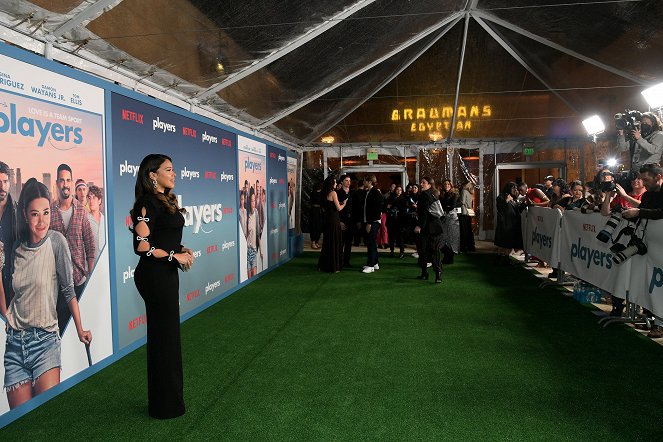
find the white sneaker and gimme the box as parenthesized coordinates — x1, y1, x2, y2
(412, 252, 419, 258)
(362, 266, 374, 273)
(374, 264, 380, 270)
(426, 262, 432, 268)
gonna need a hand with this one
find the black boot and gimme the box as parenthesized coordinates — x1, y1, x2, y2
(434, 271, 442, 284)
(417, 270, 429, 280)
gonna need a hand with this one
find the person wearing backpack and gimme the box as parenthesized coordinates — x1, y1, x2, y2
(414, 177, 444, 283)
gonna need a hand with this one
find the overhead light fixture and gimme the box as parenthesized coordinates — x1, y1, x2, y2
(606, 158, 618, 168)
(582, 115, 605, 141)
(641, 82, 663, 109)
(321, 136, 335, 144)
(429, 131, 442, 142)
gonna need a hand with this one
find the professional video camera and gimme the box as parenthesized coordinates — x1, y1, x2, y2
(611, 235, 647, 265)
(615, 109, 643, 140)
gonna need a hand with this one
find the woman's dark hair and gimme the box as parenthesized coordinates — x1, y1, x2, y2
(17, 178, 51, 243)
(134, 153, 183, 215)
(421, 176, 439, 198)
(501, 181, 517, 196)
(322, 175, 336, 194)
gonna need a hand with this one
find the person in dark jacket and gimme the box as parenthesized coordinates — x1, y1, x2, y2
(494, 181, 523, 265)
(336, 175, 354, 267)
(352, 181, 367, 247)
(439, 179, 461, 264)
(414, 177, 443, 283)
(361, 175, 383, 273)
(386, 185, 407, 258)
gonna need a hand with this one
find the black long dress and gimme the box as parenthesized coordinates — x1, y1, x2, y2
(318, 198, 343, 272)
(132, 194, 185, 419)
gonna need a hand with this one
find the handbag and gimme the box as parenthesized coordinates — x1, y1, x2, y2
(428, 199, 444, 218)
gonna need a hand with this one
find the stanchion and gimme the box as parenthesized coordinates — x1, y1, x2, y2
(597, 291, 652, 328)
(539, 264, 576, 289)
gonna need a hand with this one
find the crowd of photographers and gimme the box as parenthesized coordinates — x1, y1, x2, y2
(495, 110, 663, 337)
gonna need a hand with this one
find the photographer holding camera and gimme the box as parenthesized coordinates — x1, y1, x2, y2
(600, 172, 646, 216)
(617, 111, 663, 172)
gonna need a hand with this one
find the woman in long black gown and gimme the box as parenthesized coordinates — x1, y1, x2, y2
(318, 175, 346, 273)
(131, 154, 194, 419)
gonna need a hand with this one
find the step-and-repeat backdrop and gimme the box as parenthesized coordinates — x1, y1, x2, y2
(0, 44, 290, 427)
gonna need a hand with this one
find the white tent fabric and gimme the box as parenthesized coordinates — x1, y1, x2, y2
(0, 0, 661, 145)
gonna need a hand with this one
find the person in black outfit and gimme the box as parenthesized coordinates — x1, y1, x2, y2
(319, 175, 346, 273)
(407, 184, 420, 254)
(386, 185, 407, 258)
(309, 182, 323, 249)
(459, 181, 476, 252)
(622, 163, 663, 337)
(415, 177, 443, 283)
(352, 182, 367, 247)
(362, 175, 383, 273)
(336, 175, 354, 267)
(131, 154, 194, 419)
(439, 179, 461, 265)
(494, 181, 523, 265)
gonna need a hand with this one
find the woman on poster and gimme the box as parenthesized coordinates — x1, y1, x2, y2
(1, 178, 92, 409)
(246, 192, 259, 278)
(130, 154, 194, 419)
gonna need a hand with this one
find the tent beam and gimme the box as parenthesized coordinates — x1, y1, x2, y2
(198, 0, 377, 99)
(473, 16, 579, 114)
(304, 16, 462, 143)
(51, 0, 124, 39)
(473, 10, 648, 86)
(258, 11, 465, 129)
(448, 12, 471, 141)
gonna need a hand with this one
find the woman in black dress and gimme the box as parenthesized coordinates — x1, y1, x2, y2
(415, 177, 444, 283)
(318, 175, 346, 273)
(494, 181, 523, 265)
(131, 154, 194, 419)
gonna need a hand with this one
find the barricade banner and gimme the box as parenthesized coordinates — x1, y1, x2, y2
(523, 206, 562, 265)
(558, 211, 630, 296)
(626, 219, 663, 318)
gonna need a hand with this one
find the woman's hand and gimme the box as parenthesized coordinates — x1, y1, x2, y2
(78, 329, 92, 345)
(615, 183, 627, 197)
(175, 252, 193, 270)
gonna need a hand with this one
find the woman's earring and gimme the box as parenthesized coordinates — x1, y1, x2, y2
(152, 179, 157, 189)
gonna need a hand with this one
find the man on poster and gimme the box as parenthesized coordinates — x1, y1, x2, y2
(0, 161, 18, 309)
(49, 163, 95, 332)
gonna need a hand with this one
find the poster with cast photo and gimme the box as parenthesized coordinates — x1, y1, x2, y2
(111, 93, 238, 350)
(237, 136, 267, 283)
(267, 145, 288, 267)
(0, 52, 112, 417)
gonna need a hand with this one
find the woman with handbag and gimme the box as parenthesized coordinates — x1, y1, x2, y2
(414, 177, 443, 283)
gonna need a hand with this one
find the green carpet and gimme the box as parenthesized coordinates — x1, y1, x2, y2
(3, 253, 663, 441)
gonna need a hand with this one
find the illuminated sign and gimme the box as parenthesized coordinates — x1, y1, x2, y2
(367, 148, 378, 161)
(390, 105, 492, 133)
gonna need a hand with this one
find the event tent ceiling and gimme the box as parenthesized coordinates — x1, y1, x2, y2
(1, 0, 662, 146)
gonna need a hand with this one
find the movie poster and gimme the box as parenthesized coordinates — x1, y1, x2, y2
(0, 52, 112, 416)
(111, 93, 238, 349)
(267, 146, 288, 267)
(237, 136, 267, 283)
(287, 155, 298, 231)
